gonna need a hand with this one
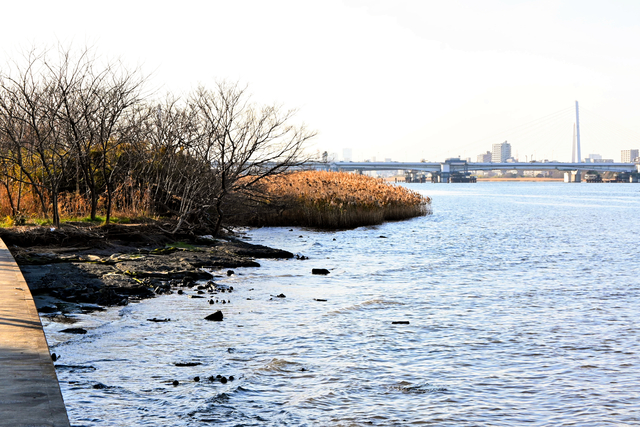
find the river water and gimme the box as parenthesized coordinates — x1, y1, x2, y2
(43, 182, 640, 426)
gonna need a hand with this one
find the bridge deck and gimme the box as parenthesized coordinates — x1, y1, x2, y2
(0, 238, 70, 427)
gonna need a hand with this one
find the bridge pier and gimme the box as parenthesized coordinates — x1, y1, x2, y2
(564, 171, 581, 183)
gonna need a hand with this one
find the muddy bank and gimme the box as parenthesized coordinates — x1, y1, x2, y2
(1, 224, 293, 314)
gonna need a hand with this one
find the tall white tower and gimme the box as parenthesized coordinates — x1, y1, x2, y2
(574, 101, 582, 163)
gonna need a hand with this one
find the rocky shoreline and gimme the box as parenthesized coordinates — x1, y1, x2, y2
(2, 224, 294, 315)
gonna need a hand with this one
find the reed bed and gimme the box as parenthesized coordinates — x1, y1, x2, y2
(245, 170, 431, 229)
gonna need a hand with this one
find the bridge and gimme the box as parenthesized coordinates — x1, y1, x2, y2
(317, 159, 640, 183)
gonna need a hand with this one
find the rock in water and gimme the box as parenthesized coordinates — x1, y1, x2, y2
(61, 327, 87, 334)
(204, 311, 224, 321)
(312, 268, 330, 275)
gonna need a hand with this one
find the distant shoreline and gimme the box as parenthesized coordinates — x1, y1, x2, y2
(386, 177, 565, 183)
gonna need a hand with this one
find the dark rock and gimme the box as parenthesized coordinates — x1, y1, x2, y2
(177, 289, 184, 295)
(38, 305, 59, 314)
(172, 380, 179, 386)
(221, 239, 293, 259)
(189, 295, 206, 299)
(51, 353, 58, 361)
(118, 285, 155, 298)
(208, 299, 214, 304)
(92, 383, 107, 389)
(314, 298, 327, 302)
(227, 270, 234, 276)
(228, 375, 235, 381)
(174, 362, 202, 367)
(194, 376, 200, 382)
(147, 318, 171, 322)
(204, 311, 224, 321)
(276, 293, 286, 298)
(95, 288, 124, 306)
(220, 376, 228, 384)
(379, 235, 387, 238)
(312, 268, 330, 275)
(61, 328, 87, 334)
(392, 321, 410, 324)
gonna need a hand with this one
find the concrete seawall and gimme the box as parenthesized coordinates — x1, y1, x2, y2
(0, 238, 70, 427)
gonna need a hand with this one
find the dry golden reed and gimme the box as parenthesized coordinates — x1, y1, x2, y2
(247, 170, 431, 228)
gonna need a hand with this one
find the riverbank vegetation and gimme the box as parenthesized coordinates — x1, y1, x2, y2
(239, 171, 431, 228)
(0, 46, 429, 234)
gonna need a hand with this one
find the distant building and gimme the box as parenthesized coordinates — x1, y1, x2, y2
(477, 151, 491, 162)
(621, 149, 639, 163)
(342, 148, 353, 162)
(584, 154, 602, 163)
(492, 141, 511, 163)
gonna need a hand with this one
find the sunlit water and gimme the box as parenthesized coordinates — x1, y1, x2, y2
(43, 182, 640, 426)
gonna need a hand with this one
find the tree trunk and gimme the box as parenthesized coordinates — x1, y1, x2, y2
(1, 180, 16, 217)
(105, 181, 113, 225)
(213, 197, 224, 236)
(52, 191, 60, 228)
(90, 190, 98, 221)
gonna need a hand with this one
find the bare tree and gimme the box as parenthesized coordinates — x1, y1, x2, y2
(0, 49, 72, 227)
(51, 46, 147, 223)
(138, 96, 216, 233)
(190, 81, 316, 235)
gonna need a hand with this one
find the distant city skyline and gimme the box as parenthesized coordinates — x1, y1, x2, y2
(336, 145, 639, 164)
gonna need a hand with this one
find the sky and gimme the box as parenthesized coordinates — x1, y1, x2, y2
(1, 0, 639, 162)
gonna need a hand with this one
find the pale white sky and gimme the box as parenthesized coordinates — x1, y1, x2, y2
(2, 0, 639, 162)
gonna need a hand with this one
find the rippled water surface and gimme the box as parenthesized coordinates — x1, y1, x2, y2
(43, 182, 640, 426)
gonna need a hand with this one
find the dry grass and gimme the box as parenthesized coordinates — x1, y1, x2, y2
(0, 182, 154, 226)
(244, 170, 431, 228)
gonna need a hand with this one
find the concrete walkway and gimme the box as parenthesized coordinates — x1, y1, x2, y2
(0, 238, 70, 427)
